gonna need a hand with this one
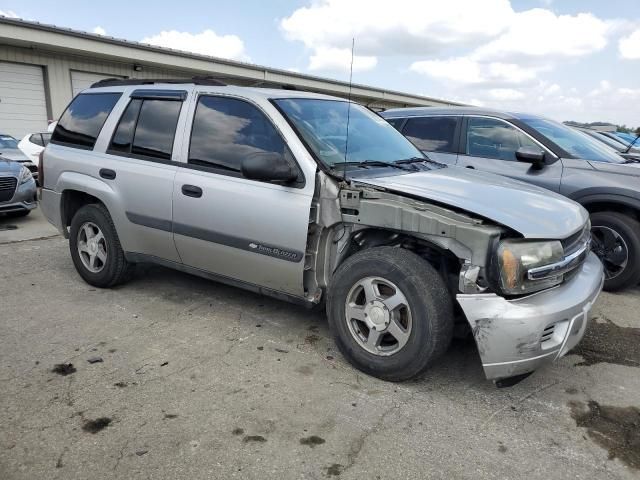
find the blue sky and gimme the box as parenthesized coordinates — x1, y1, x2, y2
(2, 0, 639, 126)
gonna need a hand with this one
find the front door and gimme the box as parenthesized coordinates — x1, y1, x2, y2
(457, 116, 562, 192)
(172, 94, 313, 297)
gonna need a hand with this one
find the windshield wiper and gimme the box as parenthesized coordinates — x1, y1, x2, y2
(624, 135, 640, 153)
(395, 156, 445, 168)
(334, 160, 412, 171)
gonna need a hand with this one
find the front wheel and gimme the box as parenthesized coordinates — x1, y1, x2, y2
(327, 247, 453, 381)
(590, 211, 640, 291)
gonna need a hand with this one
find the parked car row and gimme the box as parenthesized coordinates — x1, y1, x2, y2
(39, 79, 604, 385)
(380, 107, 640, 292)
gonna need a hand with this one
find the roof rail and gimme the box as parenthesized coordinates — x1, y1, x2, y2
(90, 75, 227, 88)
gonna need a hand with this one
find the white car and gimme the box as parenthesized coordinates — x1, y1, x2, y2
(18, 132, 51, 162)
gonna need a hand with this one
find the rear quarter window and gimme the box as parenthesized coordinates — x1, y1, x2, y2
(51, 93, 122, 149)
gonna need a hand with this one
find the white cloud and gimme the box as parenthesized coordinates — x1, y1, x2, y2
(141, 29, 249, 61)
(280, 0, 515, 72)
(474, 9, 610, 62)
(410, 58, 540, 86)
(308, 46, 377, 73)
(619, 29, 640, 59)
(93, 26, 106, 36)
(0, 9, 19, 18)
(281, 0, 513, 54)
(488, 88, 525, 101)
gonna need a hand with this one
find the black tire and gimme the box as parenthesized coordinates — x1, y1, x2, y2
(69, 203, 133, 288)
(590, 211, 640, 291)
(6, 210, 30, 218)
(327, 246, 453, 381)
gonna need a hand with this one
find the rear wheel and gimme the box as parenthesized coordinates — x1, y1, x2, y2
(69, 203, 133, 288)
(590, 211, 640, 291)
(327, 246, 453, 381)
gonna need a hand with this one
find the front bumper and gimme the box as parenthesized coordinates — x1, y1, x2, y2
(0, 178, 38, 214)
(457, 252, 604, 381)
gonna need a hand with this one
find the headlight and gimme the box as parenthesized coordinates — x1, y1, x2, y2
(19, 166, 33, 185)
(496, 239, 564, 295)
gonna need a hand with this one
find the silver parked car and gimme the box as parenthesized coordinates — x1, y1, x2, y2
(0, 158, 37, 217)
(40, 79, 603, 384)
(0, 134, 39, 183)
(381, 107, 640, 291)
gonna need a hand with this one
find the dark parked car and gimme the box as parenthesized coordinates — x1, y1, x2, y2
(0, 158, 37, 217)
(381, 107, 640, 291)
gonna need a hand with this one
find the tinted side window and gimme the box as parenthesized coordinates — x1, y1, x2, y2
(51, 93, 121, 149)
(109, 99, 142, 154)
(108, 98, 181, 160)
(402, 116, 458, 152)
(466, 117, 537, 161)
(385, 118, 405, 131)
(29, 134, 43, 146)
(189, 96, 285, 174)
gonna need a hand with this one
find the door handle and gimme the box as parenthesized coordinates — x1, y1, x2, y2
(181, 184, 203, 198)
(465, 165, 475, 169)
(99, 168, 116, 180)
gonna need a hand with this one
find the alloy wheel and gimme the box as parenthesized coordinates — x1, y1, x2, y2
(77, 222, 108, 273)
(344, 276, 413, 356)
(591, 225, 629, 280)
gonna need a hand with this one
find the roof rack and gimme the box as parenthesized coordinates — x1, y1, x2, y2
(90, 76, 227, 88)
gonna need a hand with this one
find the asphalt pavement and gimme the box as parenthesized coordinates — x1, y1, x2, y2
(1, 208, 639, 479)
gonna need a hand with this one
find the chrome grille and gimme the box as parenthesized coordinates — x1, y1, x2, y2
(0, 176, 17, 202)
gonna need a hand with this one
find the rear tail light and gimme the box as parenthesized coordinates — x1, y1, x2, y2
(38, 149, 44, 188)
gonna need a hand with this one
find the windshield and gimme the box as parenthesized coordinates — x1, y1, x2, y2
(520, 117, 624, 163)
(583, 131, 626, 152)
(0, 135, 19, 149)
(273, 98, 422, 170)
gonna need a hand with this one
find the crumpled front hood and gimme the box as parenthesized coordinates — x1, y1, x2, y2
(0, 148, 29, 162)
(356, 166, 587, 239)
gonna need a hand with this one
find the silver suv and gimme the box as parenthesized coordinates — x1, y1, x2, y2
(40, 80, 603, 384)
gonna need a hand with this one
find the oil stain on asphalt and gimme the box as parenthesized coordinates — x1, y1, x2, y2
(570, 400, 640, 469)
(572, 317, 640, 367)
(82, 417, 112, 434)
(52, 363, 76, 376)
(299, 435, 325, 447)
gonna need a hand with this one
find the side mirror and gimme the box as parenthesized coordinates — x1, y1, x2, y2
(241, 152, 298, 183)
(515, 146, 545, 168)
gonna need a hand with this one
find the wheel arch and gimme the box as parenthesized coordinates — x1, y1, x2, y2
(57, 172, 122, 239)
(572, 191, 640, 221)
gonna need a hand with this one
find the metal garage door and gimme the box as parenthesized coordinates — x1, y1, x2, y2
(71, 71, 124, 97)
(0, 62, 48, 139)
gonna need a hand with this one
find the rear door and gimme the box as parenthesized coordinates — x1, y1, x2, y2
(457, 116, 563, 192)
(400, 115, 461, 165)
(97, 89, 187, 262)
(171, 94, 313, 297)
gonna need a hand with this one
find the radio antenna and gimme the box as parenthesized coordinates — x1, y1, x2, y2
(343, 38, 355, 177)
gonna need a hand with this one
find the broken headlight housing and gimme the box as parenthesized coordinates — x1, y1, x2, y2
(496, 239, 564, 295)
(19, 165, 33, 185)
